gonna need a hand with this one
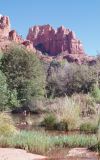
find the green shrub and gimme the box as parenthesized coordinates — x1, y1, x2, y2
(41, 114, 56, 129)
(0, 113, 17, 136)
(80, 122, 98, 133)
(54, 121, 68, 131)
(91, 85, 100, 103)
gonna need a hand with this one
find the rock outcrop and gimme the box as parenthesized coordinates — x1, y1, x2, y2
(9, 30, 23, 43)
(0, 15, 96, 64)
(27, 25, 85, 56)
(0, 15, 35, 52)
(0, 15, 10, 39)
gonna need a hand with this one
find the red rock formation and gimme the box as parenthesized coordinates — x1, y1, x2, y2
(9, 30, 36, 51)
(9, 30, 23, 43)
(0, 15, 36, 52)
(0, 15, 10, 38)
(27, 25, 85, 56)
(0, 15, 96, 64)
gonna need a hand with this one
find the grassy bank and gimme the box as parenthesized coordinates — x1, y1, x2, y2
(0, 130, 98, 155)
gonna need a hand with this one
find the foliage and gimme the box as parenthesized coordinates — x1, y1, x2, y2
(46, 63, 96, 97)
(89, 123, 100, 153)
(27, 97, 45, 113)
(91, 84, 100, 103)
(54, 121, 68, 131)
(80, 122, 98, 133)
(41, 114, 56, 129)
(8, 89, 20, 109)
(0, 130, 97, 154)
(72, 94, 96, 117)
(0, 130, 54, 154)
(0, 70, 9, 111)
(0, 113, 17, 136)
(45, 96, 80, 130)
(59, 97, 80, 130)
(1, 45, 46, 104)
(52, 134, 97, 148)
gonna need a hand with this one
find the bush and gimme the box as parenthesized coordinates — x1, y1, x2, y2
(80, 122, 98, 133)
(28, 98, 45, 114)
(46, 63, 95, 97)
(41, 114, 56, 129)
(72, 94, 96, 117)
(58, 97, 80, 130)
(91, 85, 100, 103)
(0, 113, 17, 136)
(45, 97, 80, 130)
(54, 121, 68, 131)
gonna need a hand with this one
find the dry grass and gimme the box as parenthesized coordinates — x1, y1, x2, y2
(45, 97, 80, 130)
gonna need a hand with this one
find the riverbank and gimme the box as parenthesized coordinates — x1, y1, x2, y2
(0, 147, 98, 160)
(0, 148, 46, 160)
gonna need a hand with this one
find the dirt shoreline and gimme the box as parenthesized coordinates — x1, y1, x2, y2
(0, 148, 46, 160)
(0, 147, 98, 160)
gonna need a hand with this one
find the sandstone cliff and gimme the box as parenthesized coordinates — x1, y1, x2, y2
(0, 15, 10, 39)
(0, 15, 95, 64)
(27, 25, 84, 56)
(0, 15, 35, 52)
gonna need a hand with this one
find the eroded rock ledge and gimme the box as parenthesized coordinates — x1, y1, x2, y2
(27, 25, 85, 56)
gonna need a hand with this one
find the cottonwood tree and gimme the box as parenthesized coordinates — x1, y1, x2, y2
(1, 45, 46, 105)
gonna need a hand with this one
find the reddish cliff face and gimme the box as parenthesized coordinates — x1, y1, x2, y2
(27, 25, 85, 56)
(0, 15, 35, 52)
(9, 30, 23, 43)
(0, 15, 10, 38)
(0, 15, 96, 64)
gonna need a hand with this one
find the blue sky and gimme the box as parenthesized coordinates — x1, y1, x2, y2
(0, 0, 100, 56)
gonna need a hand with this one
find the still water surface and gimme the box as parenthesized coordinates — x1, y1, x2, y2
(10, 113, 99, 160)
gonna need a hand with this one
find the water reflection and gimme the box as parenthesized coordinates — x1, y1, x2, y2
(9, 113, 99, 160)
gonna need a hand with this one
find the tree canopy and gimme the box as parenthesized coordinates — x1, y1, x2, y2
(1, 45, 46, 104)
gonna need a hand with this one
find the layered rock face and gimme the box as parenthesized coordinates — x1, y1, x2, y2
(9, 30, 23, 43)
(0, 15, 35, 52)
(0, 15, 95, 64)
(27, 25, 85, 56)
(0, 15, 10, 38)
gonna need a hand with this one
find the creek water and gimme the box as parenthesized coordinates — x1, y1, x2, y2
(10, 113, 99, 160)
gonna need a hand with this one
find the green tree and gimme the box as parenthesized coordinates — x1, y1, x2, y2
(1, 45, 46, 104)
(0, 70, 9, 110)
